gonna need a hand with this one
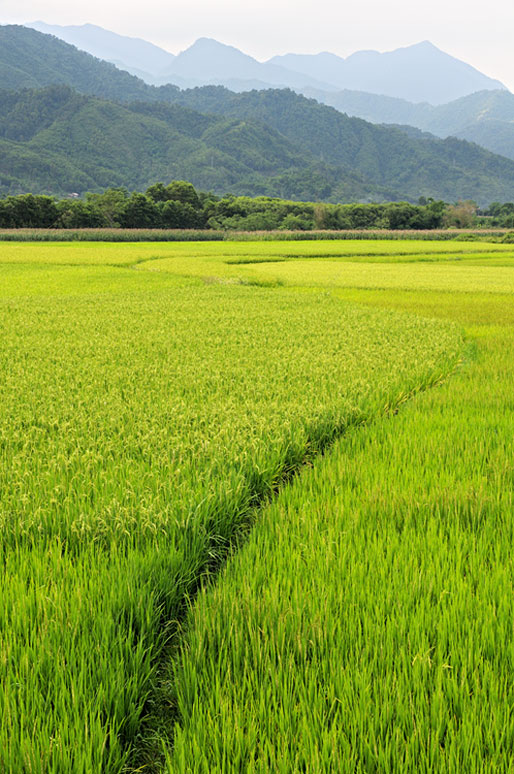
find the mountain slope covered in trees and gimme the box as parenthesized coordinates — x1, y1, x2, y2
(162, 87, 514, 202)
(26, 20, 177, 82)
(3, 84, 514, 203)
(304, 88, 514, 160)
(0, 86, 395, 200)
(0, 25, 183, 101)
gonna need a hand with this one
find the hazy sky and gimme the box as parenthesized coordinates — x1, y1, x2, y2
(2, 0, 514, 89)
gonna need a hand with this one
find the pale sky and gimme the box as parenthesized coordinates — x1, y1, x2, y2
(2, 0, 514, 90)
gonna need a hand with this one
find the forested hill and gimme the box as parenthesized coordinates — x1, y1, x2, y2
(306, 88, 514, 162)
(3, 84, 514, 203)
(0, 86, 394, 200)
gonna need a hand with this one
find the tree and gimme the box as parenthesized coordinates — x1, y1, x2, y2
(120, 193, 159, 228)
(443, 201, 477, 229)
(160, 200, 199, 229)
(165, 181, 201, 210)
(85, 188, 128, 228)
(145, 182, 168, 203)
(55, 199, 104, 228)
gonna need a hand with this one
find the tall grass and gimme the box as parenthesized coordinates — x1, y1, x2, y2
(0, 228, 508, 242)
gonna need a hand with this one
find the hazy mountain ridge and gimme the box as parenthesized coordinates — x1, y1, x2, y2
(0, 25, 181, 101)
(269, 42, 506, 104)
(21, 22, 506, 103)
(27, 21, 177, 80)
(158, 38, 336, 91)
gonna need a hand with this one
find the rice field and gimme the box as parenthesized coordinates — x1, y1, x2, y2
(1, 238, 512, 772)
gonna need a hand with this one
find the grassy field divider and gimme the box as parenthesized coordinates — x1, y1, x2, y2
(0, 228, 509, 242)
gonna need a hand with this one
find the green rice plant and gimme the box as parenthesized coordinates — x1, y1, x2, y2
(166, 279, 514, 772)
(0, 243, 462, 772)
(1, 239, 512, 268)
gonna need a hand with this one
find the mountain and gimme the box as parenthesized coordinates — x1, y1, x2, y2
(4, 83, 514, 205)
(303, 88, 431, 127)
(165, 86, 514, 203)
(20, 23, 505, 105)
(0, 24, 184, 100)
(0, 25, 330, 97)
(21, 24, 337, 91)
(25, 21, 176, 82)
(306, 88, 514, 161)
(418, 90, 514, 163)
(270, 41, 506, 104)
(157, 38, 336, 91)
(453, 119, 514, 162)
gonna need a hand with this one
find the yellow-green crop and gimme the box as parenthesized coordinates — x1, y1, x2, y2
(165, 249, 514, 773)
(0, 241, 463, 772)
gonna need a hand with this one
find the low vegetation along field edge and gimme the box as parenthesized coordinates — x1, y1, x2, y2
(0, 228, 511, 242)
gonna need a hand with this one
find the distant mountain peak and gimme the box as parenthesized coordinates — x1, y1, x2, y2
(166, 36, 336, 90)
(411, 40, 438, 49)
(178, 37, 254, 59)
(269, 41, 506, 104)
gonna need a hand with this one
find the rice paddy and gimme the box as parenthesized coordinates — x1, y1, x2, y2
(1, 238, 512, 772)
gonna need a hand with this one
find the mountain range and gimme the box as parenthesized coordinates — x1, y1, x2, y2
(0, 84, 395, 201)
(269, 43, 506, 105)
(26, 21, 506, 105)
(20, 22, 514, 163)
(26, 21, 177, 84)
(1, 24, 514, 204)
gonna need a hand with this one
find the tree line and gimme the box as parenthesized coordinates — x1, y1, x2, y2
(0, 181, 511, 231)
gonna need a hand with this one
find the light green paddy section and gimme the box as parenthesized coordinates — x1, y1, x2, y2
(1, 238, 513, 266)
(0, 263, 195, 298)
(138, 252, 514, 294)
(127, 240, 514, 292)
(2, 239, 514, 297)
(246, 259, 514, 293)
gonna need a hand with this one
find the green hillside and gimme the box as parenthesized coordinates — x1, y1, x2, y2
(308, 87, 514, 161)
(2, 84, 514, 203)
(454, 119, 514, 161)
(0, 24, 171, 101)
(0, 86, 392, 200)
